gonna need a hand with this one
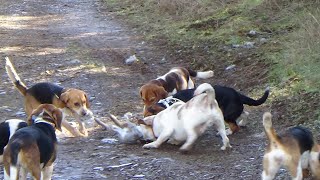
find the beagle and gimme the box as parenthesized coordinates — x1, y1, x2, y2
(112, 83, 231, 152)
(262, 112, 315, 180)
(139, 67, 213, 114)
(3, 104, 62, 180)
(145, 85, 269, 135)
(309, 144, 320, 179)
(5, 57, 93, 137)
(0, 119, 27, 163)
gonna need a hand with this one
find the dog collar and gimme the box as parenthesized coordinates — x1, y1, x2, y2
(33, 116, 55, 128)
(158, 97, 181, 108)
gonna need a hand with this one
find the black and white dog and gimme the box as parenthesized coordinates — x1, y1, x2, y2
(0, 119, 27, 163)
(145, 85, 269, 134)
(3, 104, 62, 180)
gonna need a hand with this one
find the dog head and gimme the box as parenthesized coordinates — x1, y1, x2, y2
(143, 104, 165, 117)
(140, 84, 168, 111)
(309, 144, 320, 179)
(60, 88, 91, 117)
(27, 104, 63, 131)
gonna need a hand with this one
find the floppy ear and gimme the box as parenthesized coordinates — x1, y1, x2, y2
(84, 93, 90, 108)
(143, 115, 156, 126)
(51, 109, 63, 131)
(60, 90, 70, 104)
(156, 86, 168, 100)
(27, 104, 46, 125)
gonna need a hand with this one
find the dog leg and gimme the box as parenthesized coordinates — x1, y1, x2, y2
(226, 122, 240, 135)
(74, 114, 89, 137)
(61, 119, 86, 137)
(215, 121, 231, 150)
(180, 129, 198, 152)
(19, 167, 27, 180)
(41, 164, 54, 180)
(4, 167, 10, 180)
(288, 158, 303, 180)
(238, 111, 249, 127)
(143, 129, 174, 149)
(78, 121, 88, 137)
(262, 153, 282, 180)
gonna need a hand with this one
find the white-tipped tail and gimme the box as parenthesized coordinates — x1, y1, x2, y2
(5, 57, 23, 85)
(9, 165, 18, 180)
(195, 70, 214, 79)
(263, 112, 273, 130)
(194, 83, 216, 103)
(194, 83, 214, 96)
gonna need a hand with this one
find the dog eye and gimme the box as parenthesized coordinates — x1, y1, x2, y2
(74, 102, 80, 107)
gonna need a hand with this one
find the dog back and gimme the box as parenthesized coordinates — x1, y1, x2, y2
(286, 127, 314, 154)
(27, 82, 64, 104)
(8, 122, 57, 166)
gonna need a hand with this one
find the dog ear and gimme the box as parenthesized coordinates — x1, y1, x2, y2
(27, 104, 46, 125)
(156, 86, 168, 100)
(51, 109, 63, 131)
(84, 93, 90, 108)
(41, 104, 63, 131)
(60, 90, 70, 104)
(143, 115, 155, 126)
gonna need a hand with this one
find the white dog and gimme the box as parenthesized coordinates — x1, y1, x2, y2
(109, 83, 231, 152)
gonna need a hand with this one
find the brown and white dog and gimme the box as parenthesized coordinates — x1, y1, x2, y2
(139, 67, 213, 115)
(309, 144, 320, 179)
(0, 119, 27, 163)
(3, 104, 62, 180)
(112, 83, 231, 152)
(5, 57, 93, 137)
(262, 112, 315, 180)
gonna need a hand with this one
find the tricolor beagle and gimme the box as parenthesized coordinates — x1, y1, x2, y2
(5, 57, 93, 137)
(262, 112, 315, 180)
(139, 67, 213, 115)
(3, 104, 62, 180)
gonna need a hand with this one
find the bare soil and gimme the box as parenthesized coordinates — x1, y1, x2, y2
(0, 0, 311, 179)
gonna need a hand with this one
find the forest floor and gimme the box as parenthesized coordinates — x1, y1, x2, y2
(0, 0, 316, 179)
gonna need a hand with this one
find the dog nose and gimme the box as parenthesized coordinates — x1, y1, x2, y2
(81, 111, 87, 116)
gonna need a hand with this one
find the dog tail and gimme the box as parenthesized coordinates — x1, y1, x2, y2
(5, 57, 28, 96)
(9, 140, 22, 167)
(188, 69, 214, 79)
(263, 112, 278, 143)
(239, 86, 270, 106)
(194, 83, 216, 102)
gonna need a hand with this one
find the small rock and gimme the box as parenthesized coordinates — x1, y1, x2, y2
(125, 55, 139, 65)
(93, 167, 104, 171)
(15, 111, 26, 117)
(247, 30, 257, 37)
(133, 174, 145, 178)
(225, 65, 236, 71)
(260, 38, 267, 44)
(232, 44, 241, 48)
(243, 42, 255, 48)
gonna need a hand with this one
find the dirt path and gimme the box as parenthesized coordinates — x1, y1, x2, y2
(0, 0, 293, 179)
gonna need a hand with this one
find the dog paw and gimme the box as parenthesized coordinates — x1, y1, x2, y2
(143, 143, 158, 149)
(226, 129, 233, 135)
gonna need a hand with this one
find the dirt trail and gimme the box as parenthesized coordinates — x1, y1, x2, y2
(0, 0, 292, 179)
